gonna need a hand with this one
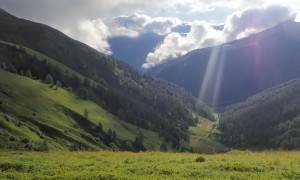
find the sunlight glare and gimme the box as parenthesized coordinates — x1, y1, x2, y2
(197, 45, 226, 110)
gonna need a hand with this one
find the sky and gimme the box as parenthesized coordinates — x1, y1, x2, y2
(1, 0, 300, 69)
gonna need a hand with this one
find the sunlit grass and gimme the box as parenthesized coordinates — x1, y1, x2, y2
(0, 151, 299, 179)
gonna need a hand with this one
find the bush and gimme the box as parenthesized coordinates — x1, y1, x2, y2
(195, 156, 205, 163)
(9, 136, 16, 141)
(21, 138, 30, 144)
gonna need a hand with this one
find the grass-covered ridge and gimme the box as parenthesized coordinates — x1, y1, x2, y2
(0, 151, 299, 179)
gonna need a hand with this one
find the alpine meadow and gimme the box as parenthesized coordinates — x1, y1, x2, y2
(1, 1, 300, 179)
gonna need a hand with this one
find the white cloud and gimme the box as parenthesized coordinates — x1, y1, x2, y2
(145, 17, 181, 35)
(78, 19, 112, 55)
(142, 21, 222, 69)
(105, 14, 182, 37)
(295, 10, 300, 22)
(59, 18, 111, 54)
(142, 4, 297, 69)
(106, 14, 151, 37)
(223, 4, 296, 42)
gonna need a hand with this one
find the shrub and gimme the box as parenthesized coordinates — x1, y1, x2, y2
(21, 138, 30, 144)
(9, 136, 16, 141)
(195, 156, 205, 163)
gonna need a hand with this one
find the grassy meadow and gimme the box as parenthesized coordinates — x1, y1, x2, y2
(0, 151, 299, 179)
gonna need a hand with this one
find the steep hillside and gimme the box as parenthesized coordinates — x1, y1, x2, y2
(150, 20, 300, 107)
(219, 78, 300, 149)
(0, 69, 169, 151)
(0, 9, 213, 149)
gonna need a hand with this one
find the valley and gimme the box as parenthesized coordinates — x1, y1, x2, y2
(1, 2, 300, 179)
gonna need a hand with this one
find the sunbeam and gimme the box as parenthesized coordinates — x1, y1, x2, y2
(197, 45, 227, 111)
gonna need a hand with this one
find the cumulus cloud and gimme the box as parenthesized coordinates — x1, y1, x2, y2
(145, 17, 181, 35)
(142, 21, 222, 69)
(295, 10, 300, 22)
(106, 14, 151, 37)
(77, 19, 112, 54)
(105, 14, 182, 37)
(142, 4, 297, 69)
(223, 4, 296, 41)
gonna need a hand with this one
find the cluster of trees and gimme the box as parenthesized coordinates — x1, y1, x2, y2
(219, 79, 300, 149)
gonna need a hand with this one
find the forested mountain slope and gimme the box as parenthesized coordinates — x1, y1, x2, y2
(219, 78, 300, 149)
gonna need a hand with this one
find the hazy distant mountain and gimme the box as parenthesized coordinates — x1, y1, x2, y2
(150, 20, 300, 107)
(108, 32, 164, 70)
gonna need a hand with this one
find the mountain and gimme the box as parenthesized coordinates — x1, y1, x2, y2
(150, 20, 300, 107)
(219, 78, 300, 149)
(0, 9, 218, 151)
(108, 32, 164, 71)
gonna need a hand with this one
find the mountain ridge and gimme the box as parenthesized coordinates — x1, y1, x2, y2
(149, 20, 300, 107)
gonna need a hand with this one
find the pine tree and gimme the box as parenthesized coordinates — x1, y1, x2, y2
(19, 70, 24, 76)
(1, 62, 6, 70)
(25, 69, 32, 78)
(97, 122, 103, 132)
(118, 109, 125, 121)
(112, 130, 117, 140)
(45, 74, 54, 86)
(133, 132, 146, 151)
(160, 143, 168, 152)
(56, 80, 62, 88)
(108, 128, 112, 139)
(83, 108, 88, 119)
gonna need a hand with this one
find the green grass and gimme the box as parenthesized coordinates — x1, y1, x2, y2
(0, 69, 165, 150)
(189, 122, 226, 153)
(0, 150, 299, 179)
(188, 115, 228, 153)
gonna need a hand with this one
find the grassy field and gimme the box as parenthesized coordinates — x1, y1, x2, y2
(189, 119, 227, 153)
(0, 151, 299, 179)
